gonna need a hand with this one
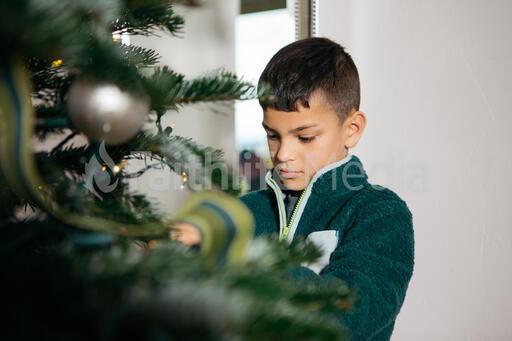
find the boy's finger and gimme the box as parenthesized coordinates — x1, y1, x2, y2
(171, 222, 202, 246)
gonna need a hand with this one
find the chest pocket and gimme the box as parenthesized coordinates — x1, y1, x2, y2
(302, 230, 339, 274)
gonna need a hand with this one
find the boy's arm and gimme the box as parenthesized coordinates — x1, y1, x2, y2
(293, 198, 415, 340)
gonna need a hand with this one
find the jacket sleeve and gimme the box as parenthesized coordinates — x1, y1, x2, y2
(292, 198, 415, 340)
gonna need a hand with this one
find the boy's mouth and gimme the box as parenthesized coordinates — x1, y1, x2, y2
(279, 169, 301, 179)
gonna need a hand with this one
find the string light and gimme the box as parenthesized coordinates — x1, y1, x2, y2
(112, 28, 130, 45)
(180, 171, 188, 190)
(51, 59, 62, 67)
(101, 161, 129, 174)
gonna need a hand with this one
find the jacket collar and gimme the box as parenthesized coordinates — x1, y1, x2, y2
(264, 153, 369, 242)
(309, 154, 368, 197)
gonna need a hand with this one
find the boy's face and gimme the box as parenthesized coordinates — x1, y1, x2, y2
(262, 90, 363, 191)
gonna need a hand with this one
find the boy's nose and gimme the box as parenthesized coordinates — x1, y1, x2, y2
(275, 141, 295, 163)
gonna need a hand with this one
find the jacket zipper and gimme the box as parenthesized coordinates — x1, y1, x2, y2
(281, 189, 307, 241)
(267, 177, 307, 241)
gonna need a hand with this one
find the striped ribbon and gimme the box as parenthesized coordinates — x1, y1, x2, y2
(171, 190, 254, 267)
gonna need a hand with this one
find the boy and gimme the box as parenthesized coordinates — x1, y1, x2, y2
(174, 38, 414, 340)
(239, 37, 414, 340)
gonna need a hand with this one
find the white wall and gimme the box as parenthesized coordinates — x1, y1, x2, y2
(316, 0, 512, 339)
(129, 0, 239, 215)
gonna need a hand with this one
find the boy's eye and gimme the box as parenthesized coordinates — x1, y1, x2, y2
(266, 134, 315, 142)
(299, 136, 315, 142)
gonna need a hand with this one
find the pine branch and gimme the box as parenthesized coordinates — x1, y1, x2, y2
(50, 131, 78, 155)
(141, 66, 185, 113)
(115, 0, 185, 36)
(0, 233, 353, 340)
(170, 70, 262, 106)
(31, 150, 164, 226)
(1, 1, 78, 60)
(30, 131, 243, 227)
(0, 171, 29, 226)
(88, 186, 165, 224)
(142, 67, 269, 114)
(2, 1, 151, 92)
(120, 132, 245, 195)
(28, 58, 73, 95)
(119, 44, 161, 68)
(36, 145, 90, 176)
(65, 37, 144, 91)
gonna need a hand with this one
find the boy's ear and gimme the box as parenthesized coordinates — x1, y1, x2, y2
(344, 110, 367, 149)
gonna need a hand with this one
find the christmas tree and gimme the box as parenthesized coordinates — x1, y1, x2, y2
(0, 1, 356, 339)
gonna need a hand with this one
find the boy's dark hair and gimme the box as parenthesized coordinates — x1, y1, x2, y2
(258, 37, 360, 125)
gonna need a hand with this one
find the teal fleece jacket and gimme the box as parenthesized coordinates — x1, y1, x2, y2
(239, 154, 415, 341)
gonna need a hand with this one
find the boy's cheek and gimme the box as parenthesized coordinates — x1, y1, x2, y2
(303, 165, 319, 182)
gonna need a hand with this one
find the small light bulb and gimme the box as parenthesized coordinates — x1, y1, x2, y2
(51, 59, 62, 67)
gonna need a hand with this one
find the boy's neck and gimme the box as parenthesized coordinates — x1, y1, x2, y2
(285, 189, 303, 197)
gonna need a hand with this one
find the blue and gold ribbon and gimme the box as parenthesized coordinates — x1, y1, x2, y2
(172, 190, 254, 267)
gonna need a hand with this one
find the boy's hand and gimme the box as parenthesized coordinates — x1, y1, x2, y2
(170, 222, 202, 246)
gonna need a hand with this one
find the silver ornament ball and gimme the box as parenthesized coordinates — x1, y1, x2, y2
(67, 78, 148, 145)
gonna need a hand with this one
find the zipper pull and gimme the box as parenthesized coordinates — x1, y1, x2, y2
(280, 225, 291, 241)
